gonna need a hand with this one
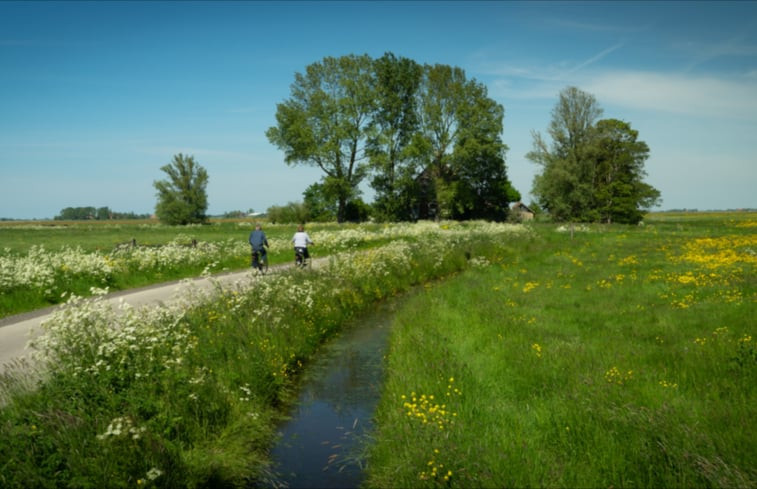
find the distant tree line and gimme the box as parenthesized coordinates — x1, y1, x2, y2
(54, 207, 151, 221)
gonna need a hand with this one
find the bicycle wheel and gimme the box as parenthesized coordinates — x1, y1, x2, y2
(260, 254, 269, 274)
(294, 248, 305, 268)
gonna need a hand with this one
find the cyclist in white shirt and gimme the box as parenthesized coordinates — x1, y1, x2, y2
(292, 224, 313, 266)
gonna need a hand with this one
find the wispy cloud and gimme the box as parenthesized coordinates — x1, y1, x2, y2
(479, 50, 757, 122)
(545, 16, 656, 35)
(583, 71, 757, 120)
(676, 34, 757, 72)
(476, 43, 624, 81)
(561, 43, 624, 77)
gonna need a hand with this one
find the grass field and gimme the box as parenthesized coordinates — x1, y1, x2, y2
(0, 220, 524, 488)
(0, 213, 754, 487)
(365, 212, 756, 488)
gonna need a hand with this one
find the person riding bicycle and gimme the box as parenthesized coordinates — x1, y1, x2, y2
(249, 224, 269, 269)
(292, 224, 313, 267)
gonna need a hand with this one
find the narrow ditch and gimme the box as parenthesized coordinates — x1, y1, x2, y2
(266, 298, 404, 488)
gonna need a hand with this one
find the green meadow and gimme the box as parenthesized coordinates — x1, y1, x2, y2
(0, 213, 754, 487)
(366, 212, 756, 488)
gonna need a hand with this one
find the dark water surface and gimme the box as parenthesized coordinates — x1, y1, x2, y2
(268, 300, 401, 488)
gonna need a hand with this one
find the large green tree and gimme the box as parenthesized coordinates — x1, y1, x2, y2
(591, 119, 661, 223)
(373, 62, 513, 221)
(153, 153, 209, 225)
(528, 86, 603, 222)
(412, 64, 513, 220)
(447, 80, 513, 220)
(367, 53, 424, 221)
(266, 54, 375, 223)
(268, 53, 516, 222)
(528, 86, 659, 224)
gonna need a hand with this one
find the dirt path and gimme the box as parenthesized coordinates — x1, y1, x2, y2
(0, 258, 325, 373)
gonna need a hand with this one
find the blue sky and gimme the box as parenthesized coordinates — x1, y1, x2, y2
(1, 1, 756, 219)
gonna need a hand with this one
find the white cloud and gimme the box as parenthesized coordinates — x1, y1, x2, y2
(484, 61, 757, 122)
(673, 33, 757, 72)
(583, 71, 757, 120)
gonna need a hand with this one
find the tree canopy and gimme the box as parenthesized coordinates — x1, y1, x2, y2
(267, 53, 516, 222)
(266, 54, 374, 223)
(528, 86, 660, 224)
(153, 154, 209, 225)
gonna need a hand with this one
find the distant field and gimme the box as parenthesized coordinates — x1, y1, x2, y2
(0, 219, 288, 254)
(1, 211, 754, 252)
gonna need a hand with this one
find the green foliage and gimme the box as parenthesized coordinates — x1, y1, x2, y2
(368, 53, 425, 221)
(266, 54, 375, 223)
(265, 201, 310, 224)
(528, 87, 660, 224)
(154, 154, 209, 225)
(269, 53, 517, 223)
(302, 182, 338, 221)
(301, 178, 370, 223)
(412, 63, 513, 221)
(591, 118, 662, 223)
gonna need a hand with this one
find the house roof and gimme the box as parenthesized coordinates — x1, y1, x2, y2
(511, 202, 534, 213)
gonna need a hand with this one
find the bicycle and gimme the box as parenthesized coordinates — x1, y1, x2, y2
(294, 247, 309, 268)
(251, 249, 269, 274)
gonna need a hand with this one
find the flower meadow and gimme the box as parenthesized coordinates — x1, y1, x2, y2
(0, 235, 249, 318)
(0, 221, 527, 488)
(0, 220, 515, 319)
(365, 212, 756, 488)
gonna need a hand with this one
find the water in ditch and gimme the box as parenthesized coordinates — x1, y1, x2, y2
(267, 299, 402, 488)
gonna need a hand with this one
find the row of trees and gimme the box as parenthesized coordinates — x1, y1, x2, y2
(528, 87, 661, 224)
(55, 207, 150, 221)
(266, 53, 519, 223)
(150, 75, 659, 227)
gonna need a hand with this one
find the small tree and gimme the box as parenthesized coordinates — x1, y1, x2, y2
(154, 154, 209, 225)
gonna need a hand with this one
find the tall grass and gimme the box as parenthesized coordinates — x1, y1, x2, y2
(365, 214, 756, 487)
(0, 221, 527, 488)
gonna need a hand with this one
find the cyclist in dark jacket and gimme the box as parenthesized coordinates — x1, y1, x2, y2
(249, 224, 269, 268)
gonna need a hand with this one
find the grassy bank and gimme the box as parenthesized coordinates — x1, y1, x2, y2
(365, 213, 756, 487)
(0, 221, 526, 488)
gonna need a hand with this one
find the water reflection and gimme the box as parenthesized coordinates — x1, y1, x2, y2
(269, 301, 398, 488)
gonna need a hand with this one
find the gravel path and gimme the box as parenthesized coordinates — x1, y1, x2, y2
(0, 257, 325, 373)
